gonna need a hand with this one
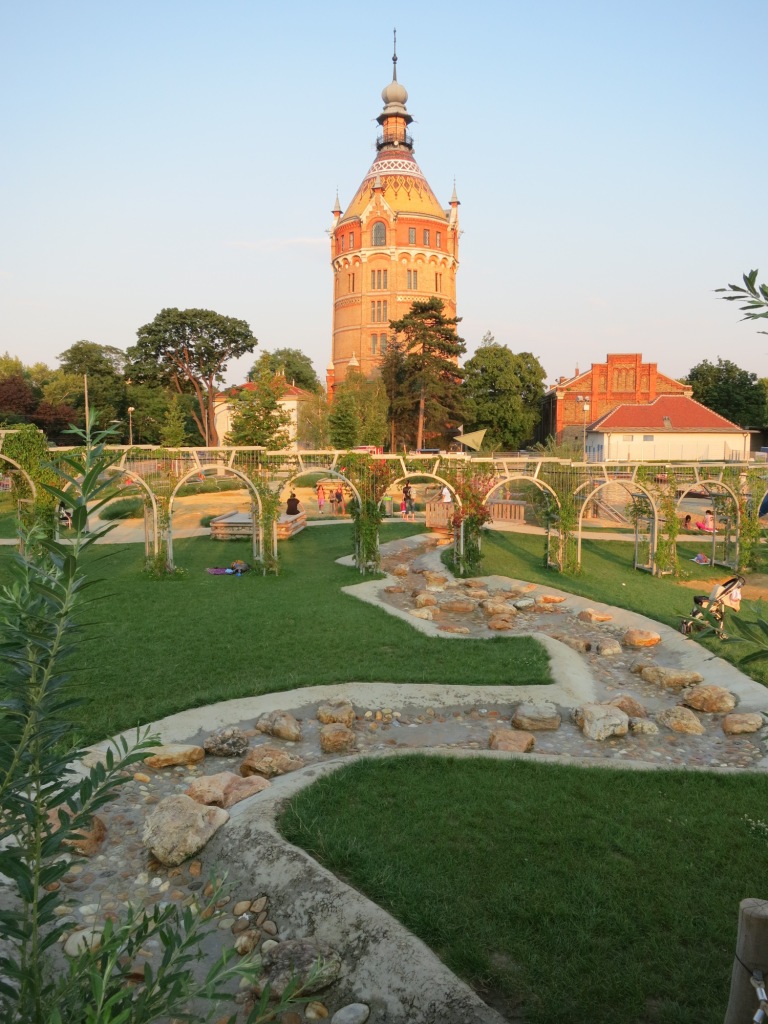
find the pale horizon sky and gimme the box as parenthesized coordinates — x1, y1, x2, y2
(1, 0, 766, 391)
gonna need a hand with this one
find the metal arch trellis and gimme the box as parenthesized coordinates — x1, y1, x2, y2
(0, 454, 37, 551)
(47, 446, 768, 576)
(482, 475, 562, 570)
(167, 465, 265, 573)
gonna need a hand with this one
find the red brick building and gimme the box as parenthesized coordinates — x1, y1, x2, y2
(538, 353, 692, 445)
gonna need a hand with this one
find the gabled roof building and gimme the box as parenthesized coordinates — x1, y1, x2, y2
(585, 394, 751, 462)
(539, 353, 692, 445)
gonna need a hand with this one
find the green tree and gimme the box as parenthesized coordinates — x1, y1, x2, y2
(380, 338, 412, 452)
(0, 352, 27, 380)
(328, 388, 359, 449)
(58, 341, 128, 428)
(297, 391, 330, 448)
(159, 394, 188, 447)
(250, 348, 321, 393)
(128, 308, 257, 446)
(225, 370, 292, 448)
(389, 297, 466, 450)
(334, 371, 388, 447)
(716, 268, 768, 332)
(463, 343, 546, 450)
(684, 357, 767, 428)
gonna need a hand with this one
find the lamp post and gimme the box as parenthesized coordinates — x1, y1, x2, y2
(577, 396, 590, 462)
(127, 407, 135, 447)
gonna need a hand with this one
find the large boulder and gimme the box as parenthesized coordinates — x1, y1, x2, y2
(256, 711, 303, 743)
(240, 746, 305, 779)
(316, 699, 356, 727)
(440, 598, 478, 614)
(574, 704, 629, 741)
(144, 744, 205, 769)
(409, 607, 433, 620)
(185, 771, 271, 808)
(203, 727, 250, 758)
(723, 713, 763, 735)
(578, 609, 613, 623)
(319, 723, 356, 754)
(487, 617, 514, 631)
(682, 685, 737, 714)
(143, 795, 228, 866)
(640, 666, 704, 691)
(512, 702, 561, 731)
(656, 707, 705, 735)
(623, 629, 661, 647)
(609, 694, 648, 719)
(47, 811, 107, 857)
(414, 592, 438, 608)
(259, 938, 341, 998)
(596, 639, 622, 656)
(489, 728, 535, 752)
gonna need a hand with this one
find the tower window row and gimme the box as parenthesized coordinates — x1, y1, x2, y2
(370, 333, 388, 355)
(371, 300, 388, 322)
(339, 231, 355, 253)
(371, 269, 388, 289)
(371, 222, 442, 249)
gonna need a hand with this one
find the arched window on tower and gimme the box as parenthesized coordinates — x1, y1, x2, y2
(371, 222, 387, 246)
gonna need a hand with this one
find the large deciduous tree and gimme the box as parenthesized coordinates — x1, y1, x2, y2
(462, 341, 546, 450)
(388, 297, 466, 451)
(329, 371, 388, 450)
(128, 308, 257, 446)
(58, 340, 128, 427)
(224, 369, 292, 449)
(249, 348, 321, 394)
(685, 357, 767, 428)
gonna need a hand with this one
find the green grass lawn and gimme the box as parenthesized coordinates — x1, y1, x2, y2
(476, 530, 768, 687)
(22, 524, 550, 743)
(279, 754, 768, 1024)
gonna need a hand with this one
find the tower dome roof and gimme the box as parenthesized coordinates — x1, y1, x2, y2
(381, 78, 408, 106)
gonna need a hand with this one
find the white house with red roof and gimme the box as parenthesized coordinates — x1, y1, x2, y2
(213, 380, 314, 450)
(585, 395, 751, 462)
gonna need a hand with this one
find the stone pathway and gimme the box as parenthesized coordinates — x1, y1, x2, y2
(54, 533, 768, 1024)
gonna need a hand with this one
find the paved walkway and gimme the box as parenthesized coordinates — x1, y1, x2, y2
(57, 533, 768, 1023)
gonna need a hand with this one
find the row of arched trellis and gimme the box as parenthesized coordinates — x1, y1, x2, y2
(5, 446, 768, 576)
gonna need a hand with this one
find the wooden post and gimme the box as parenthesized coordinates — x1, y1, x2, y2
(724, 898, 768, 1024)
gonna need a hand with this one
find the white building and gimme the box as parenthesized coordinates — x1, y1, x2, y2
(213, 382, 313, 451)
(585, 395, 752, 462)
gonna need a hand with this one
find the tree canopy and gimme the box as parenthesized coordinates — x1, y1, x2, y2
(463, 342, 546, 450)
(328, 371, 388, 450)
(224, 370, 292, 449)
(388, 297, 466, 451)
(128, 308, 257, 446)
(685, 357, 767, 428)
(57, 341, 128, 428)
(249, 348, 321, 393)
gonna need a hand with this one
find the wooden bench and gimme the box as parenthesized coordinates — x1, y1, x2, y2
(210, 511, 253, 540)
(488, 499, 525, 522)
(276, 512, 306, 540)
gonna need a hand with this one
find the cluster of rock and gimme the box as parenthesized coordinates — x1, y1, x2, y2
(386, 571, 573, 633)
(482, 677, 763, 755)
(141, 699, 360, 867)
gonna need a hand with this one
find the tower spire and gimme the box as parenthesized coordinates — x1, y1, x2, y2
(392, 28, 397, 80)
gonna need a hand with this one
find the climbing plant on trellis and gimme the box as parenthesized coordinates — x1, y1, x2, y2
(339, 453, 399, 572)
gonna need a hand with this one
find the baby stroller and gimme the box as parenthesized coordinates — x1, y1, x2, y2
(680, 574, 744, 639)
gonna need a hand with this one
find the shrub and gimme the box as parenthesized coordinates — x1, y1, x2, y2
(99, 497, 144, 520)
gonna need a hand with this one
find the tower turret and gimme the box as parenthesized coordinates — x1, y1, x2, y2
(328, 40, 460, 393)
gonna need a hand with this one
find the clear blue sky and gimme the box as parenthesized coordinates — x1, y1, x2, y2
(1, 0, 766, 388)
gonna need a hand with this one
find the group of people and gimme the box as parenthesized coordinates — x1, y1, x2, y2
(285, 483, 348, 517)
(682, 510, 715, 533)
(287, 480, 455, 520)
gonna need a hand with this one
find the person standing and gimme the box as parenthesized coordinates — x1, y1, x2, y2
(440, 484, 452, 503)
(316, 483, 326, 514)
(403, 482, 414, 515)
(335, 485, 345, 515)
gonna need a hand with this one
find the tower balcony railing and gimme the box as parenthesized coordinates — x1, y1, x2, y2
(376, 130, 413, 151)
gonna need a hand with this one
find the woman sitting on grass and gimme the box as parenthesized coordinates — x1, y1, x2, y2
(695, 509, 714, 532)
